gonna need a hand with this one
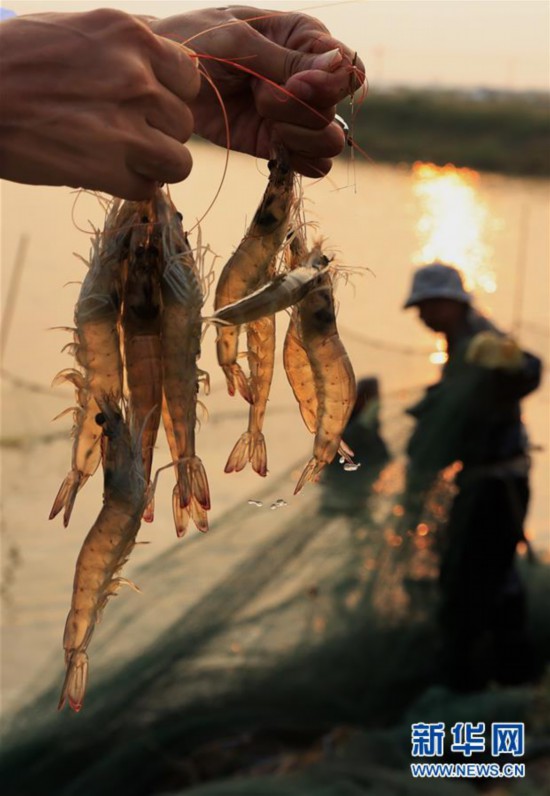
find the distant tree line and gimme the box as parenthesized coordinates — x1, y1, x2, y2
(342, 89, 550, 177)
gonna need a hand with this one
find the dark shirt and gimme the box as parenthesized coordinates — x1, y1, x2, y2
(406, 314, 542, 485)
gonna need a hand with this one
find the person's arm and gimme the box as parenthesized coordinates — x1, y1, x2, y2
(0, 9, 200, 199)
(465, 332, 543, 400)
(491, 350, 543, 401)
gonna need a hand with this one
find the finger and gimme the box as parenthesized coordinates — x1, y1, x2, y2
(253, 74, 335, 129)
(71, 167, 157, 202)
(102, 174, 157, 202)
(147, 34, 201, 102)
(286, 69, 360, 108)
(126, 127, 193, 185)
(287, 155, 333, 179)
(139, 88, 195, 143)
(272, 119, 345, 160)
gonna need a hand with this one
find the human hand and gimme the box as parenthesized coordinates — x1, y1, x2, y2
(150, 6, 365, 177)
(0, 9, 200, 199)
(465, 331, 524, 371)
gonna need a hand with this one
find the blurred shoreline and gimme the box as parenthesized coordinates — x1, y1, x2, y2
(343, 87, 550, 177)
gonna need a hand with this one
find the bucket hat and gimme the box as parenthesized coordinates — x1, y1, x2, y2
(403, 262, 472, 308)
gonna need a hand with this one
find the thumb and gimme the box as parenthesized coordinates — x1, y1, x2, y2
(234, 24, 345, 83)
(259, 43, 344, 83)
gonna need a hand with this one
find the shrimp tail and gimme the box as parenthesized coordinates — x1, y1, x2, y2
(49, 469, 88, 525)
(224, 432, 268, 477)
(173, 457, 210, 535)
(189, 456, 210, 510)
(190, 498, 209, 534)
(294, 456, 325, 495)
(172, 485, 190, 538)
(58, 650, 88, 713)
(142, 487, 155, 523)
(222, 363, 253, 404)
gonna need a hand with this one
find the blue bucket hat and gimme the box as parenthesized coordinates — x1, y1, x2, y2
(403, 262, 472, 309)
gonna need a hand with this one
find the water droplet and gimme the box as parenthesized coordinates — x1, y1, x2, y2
(274, 498, 287, 507)
(248, 499, 263, 507)
(339, 456, 345, 464)
(269, 502, 278, 511)
(343, 462, 361, 472)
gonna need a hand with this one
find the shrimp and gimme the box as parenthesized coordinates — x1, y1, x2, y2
(214, 156, 294, 402)
(209, 259, 329, 327)
(155, 189, 210, 536)
(122, 208, 163, 522)
(58, 399, 148, 712)
(50, 199, 133, 526)
(283, 233, 322, 435)
(286, 241, 357, 494)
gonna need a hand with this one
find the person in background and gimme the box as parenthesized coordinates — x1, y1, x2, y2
(403, 262, 542, 692)
(320, 377, 390, 516)
(0, 6, 363, 199)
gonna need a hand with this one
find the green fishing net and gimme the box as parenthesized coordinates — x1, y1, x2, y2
(1, 398, 549, 796)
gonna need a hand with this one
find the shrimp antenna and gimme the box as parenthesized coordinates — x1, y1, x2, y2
(184, 58, 231, 235)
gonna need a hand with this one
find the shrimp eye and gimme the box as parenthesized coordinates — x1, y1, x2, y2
(95, 412, 106, 427)
(176, 212, 183, 221)
(141, 215, 149, 224)
(267, 159, 276, 172)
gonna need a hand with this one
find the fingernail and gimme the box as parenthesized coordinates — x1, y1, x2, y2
(311, 48, 343, 73)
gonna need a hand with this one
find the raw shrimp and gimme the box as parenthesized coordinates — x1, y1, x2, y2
(155, 189, 210, 536)
(50, 200, 134, 526)
(287, 242, 357, 494)
(209, 258, 329, 326)
(214, 156, 294, 402)
(58, 400, 148, 712)
(122, 208, 163, 522)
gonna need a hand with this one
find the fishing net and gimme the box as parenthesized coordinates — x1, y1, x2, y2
(1, 384, 549, 796)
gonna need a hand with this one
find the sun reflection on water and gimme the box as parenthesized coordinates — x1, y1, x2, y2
(411, 162, 498, 366)
(411, 162, 496, 294)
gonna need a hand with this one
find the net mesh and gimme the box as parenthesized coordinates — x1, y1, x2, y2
(1, 393, 549, 796)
